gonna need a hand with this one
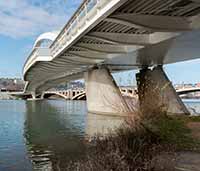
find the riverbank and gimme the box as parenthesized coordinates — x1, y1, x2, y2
(66, 114, 200, 171)
(0, 92, 17, 100)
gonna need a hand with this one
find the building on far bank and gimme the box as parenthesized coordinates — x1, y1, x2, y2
(196, 83, 200, 87)
(0, 78, 25, 92)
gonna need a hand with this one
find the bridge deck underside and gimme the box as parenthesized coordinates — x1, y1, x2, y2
(24, 0, 200, 93)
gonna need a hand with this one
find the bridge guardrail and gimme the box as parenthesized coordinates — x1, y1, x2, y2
(50, 0, 109, 57)
(23, 48, 51, 75)
(23, 0, 118, 78)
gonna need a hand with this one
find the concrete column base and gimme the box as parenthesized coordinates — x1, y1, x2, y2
(136, 66, 189, 115)
(31, 92, 36, 100)
(40, 92, 45, 99)
(84, 68, 132, 116)
(30, 92, 43, 101)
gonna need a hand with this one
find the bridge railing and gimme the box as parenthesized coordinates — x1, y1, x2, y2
(23, 48, 51, 75)
(50, 0, 109, 57)
(23, 0, 117, 76)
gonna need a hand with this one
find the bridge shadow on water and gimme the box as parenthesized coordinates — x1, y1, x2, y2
(24, 100, 124, 170)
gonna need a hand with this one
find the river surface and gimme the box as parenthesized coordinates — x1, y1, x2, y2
(0, 99, 199, 171)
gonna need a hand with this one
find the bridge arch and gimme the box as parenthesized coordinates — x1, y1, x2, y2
(72, 92, 86, 100)
(43, 92, 68, 100)
(33, 31, 59, 48)
(43, 90, 86, 100)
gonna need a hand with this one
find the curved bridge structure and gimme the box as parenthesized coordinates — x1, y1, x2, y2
(43, 89, 85, 100)
(10, 87, 200, 100)
(44, 87, 200, 100)
(23, 0, 200, 116)
(42, 87, 137, 100)
(24, 0, 200, 94)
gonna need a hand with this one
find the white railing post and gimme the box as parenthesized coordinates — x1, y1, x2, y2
(50, 0, 110, 59)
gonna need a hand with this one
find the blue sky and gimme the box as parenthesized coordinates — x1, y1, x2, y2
(113, 59, 200, 86)
(0, 0, 199, 84)
(0, 0, 82, 77)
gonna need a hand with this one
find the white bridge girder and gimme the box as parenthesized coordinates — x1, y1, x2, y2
(87, 32, 179, 45)
(23, 0, 200, 94)
(75, 44, 142, 53)
(106, 14, 200, 32)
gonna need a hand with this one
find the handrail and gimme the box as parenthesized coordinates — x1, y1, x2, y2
(23, 47, 51, 74)
(23, 48, 37, 72)
(50, 0, 98, 51)
(23, 0, 113, 76)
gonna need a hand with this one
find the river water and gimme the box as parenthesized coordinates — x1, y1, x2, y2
(0, 99, 199, 171)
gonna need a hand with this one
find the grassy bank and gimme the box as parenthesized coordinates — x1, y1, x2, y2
(145, 115, 200, 151)
(66, 114, 200, 171)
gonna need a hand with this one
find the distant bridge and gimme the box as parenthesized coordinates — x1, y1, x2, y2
(44, 89, 85, 100)
(176, 87, 200, 95)
(46, 87, 200, 100)
(10, 87, 137, 100)
(10, 87, 200, 100)
(42, 87, 137, 100)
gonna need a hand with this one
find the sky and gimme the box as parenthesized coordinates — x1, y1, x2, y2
(0, 0, 199, 84)
(0, 0, 82, 77)
(113, 59, 200, 86)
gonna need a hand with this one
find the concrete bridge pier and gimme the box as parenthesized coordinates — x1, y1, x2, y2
(31, 92, 43, 100)
(40, 92, 45, 99)
(84, 68, 132, 116)
(136, 66, 189, 115)
(31, 92, 37, 100)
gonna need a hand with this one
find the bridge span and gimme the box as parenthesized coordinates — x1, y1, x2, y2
(12, 87, 200, 100)
(43, 87, 138, 100)
(23, 0, 200, 115)
(43, 89, 86, 100)
(176, 87, 200, 95)
(12, 87, 137, 100)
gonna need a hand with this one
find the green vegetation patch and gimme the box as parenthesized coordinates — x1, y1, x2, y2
(187, 116, 200, 122)
(147, 114, 200, 150)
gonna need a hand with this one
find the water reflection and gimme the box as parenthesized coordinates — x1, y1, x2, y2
(183, 99, 200, 115)
(0, 100, 32, 171)
(24, 100, 124, 170)
(0, 99, 199, 171)
(86, 113, 124, 138)
(24, 100, 87, 170)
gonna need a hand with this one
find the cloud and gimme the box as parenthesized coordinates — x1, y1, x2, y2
(0, 0, 82, 39)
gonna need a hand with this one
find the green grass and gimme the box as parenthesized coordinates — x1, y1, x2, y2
(187, 116, 200, 122)
(148, 115, 200, 150)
